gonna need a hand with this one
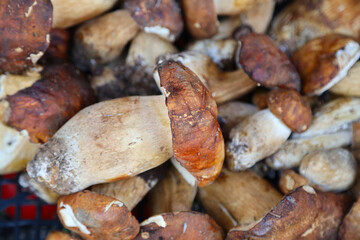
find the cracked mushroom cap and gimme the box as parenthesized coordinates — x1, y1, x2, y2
(0, 0, 53, 74)
(267, 89, 312, 133)
(135, 212, 224, 240)
(235, 30, 301, 91)
(292, 34, 360, 96)
(227, 186, 351, 240)
(57, 191, 139, 240)
(124, 0, 183, 41)
(158, 60, 225, 186)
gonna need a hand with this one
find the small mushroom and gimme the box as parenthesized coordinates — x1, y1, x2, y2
(91, 165, 168, 211)
(270, 0, 360, 55)
(124, 0, 183, 42)
(292, 34, 360, 96)
(0, 0, 52, 74)
(330, 62, 360, 97)
(199, 169, 282, 231)
(135, 212, 224, 240)
(19, 172, 60, 204)
(339, 196, 360, 240)
(182, 0, 219, 39)
(234, 28, 301, 91)
(154, 51, 256, 104)
(51, 0, 117, 28)
(299, 148, 357, 192)
(28, 61, 225, 193)
(72, 10, 139, 70)
(226, 89, 311, 170)
(278, 170, 310, 195)
(227, 186, 351, 240)
(147, 160, 197, 215)
(57, 191, 139, 240)
(46, 231, 80, 240)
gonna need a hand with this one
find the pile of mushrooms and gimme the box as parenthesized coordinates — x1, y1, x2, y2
(2, 0, 360, 239)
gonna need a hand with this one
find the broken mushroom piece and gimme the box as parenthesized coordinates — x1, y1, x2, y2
(339, 196, 360, 240)
(41, 28, 71, 63)
(158, 60, 225, 186)
(46, 231, 80, 240)
(0, 64, 95, 174)
(57, 191, 139, 240)
(51, 0, 117, 28)
(28, 62, 225, 193)
(279, 170, 310, 195)
(227, 186, 351, 240)
(234, 28, 301, 91)
(135, 212, 224, 240)
(91, 165, 168, 211)
(226, 89, 311, 170)
(292, 34, 360, 96)
(299, 148, 357, 192)
(124, 0, 183, 42)
(213, 0, 267, 16)
(147, 161, 197, 216)
(0, 0, 52, 74)
(199, 169, 282, 231)
(72, 10, 139, 70)
(330, 61, 360, 97)
(270, 0, 360, 55)
(182, 0, 219, 39)
(19, 172, 60, 204)
(155, 51, 256, 104)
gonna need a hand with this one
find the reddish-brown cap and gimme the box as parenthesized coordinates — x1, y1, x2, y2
(124, 0, 183, 41)
(135, 212, 224, 240)
(6, 63, 95, 143)
(158, 60, 225, 186)
(267, 88, 312, 133)
(235, 31, 301, 91)
(182, 0, 219, 39)
(41, 29, 71, 63)
(292, 34, 360, 95)
(57, 191, 139, 240)
(0, 0, 52, 74)
(227, 186, 351, 240)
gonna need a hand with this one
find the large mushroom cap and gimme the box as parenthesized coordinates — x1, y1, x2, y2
(158, 60, 225, 186)
(0, 0, 53, 74)
(292, 33, 360, 95)
(235, 31, 301, 91)
(267, 89, 312, 133)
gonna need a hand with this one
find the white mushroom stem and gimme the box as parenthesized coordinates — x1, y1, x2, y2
(266, 131, 352, 170)
(226, 109, 291, 171)
(27, 95, 173, 195)
(154, 51, 256, 104)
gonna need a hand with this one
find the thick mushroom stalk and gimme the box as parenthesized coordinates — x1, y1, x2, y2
(154, 51, 256, 104)
(226, 89, 311, 170)
(158, 60, 225, 186)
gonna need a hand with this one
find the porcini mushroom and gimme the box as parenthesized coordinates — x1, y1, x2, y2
(339, 197, 360, 240)
(299, 148, 357, 192)
(46, 231, 80, 240)
(28, 60, 225, 194)
(227, 186, 351, 240)
(226, 88, 311, 170)
(292, 34, 360, 96)
(330, 62, 360, 97)
(57, 191, 139, 240)
(124, 0, 183, 42)
(135, 212, 224, 240)
(0, 0, 52, 74)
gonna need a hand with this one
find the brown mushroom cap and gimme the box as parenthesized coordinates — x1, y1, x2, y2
(46, 231, 80, 240)
(0, 0, 53, 74)
(235, 31, 301, 91)
(135, 212, 224, 240)
(6, 63, 95, 143)
(57, 191, 139, 240)
(267, 89, 312, 133)
(292, 34, 360, 95)
(182, 0, 219, 39)
(227, 186, 351, 240)
(124, 0, 183, 41)
(158, 60, 225, 186)
(339, 196, 360, 240)
(41, 29, 70, 63)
